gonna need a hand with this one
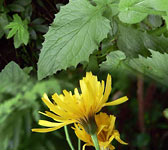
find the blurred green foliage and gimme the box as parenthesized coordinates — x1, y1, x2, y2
(0, 61, 62, 150)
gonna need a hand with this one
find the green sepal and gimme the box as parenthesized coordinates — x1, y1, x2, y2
(82, 116, 97, 135)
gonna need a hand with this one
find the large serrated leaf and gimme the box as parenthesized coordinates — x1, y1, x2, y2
(0, 61, 29, 94)
(117, 25, 168, 57)
(37, 0, 111, 80)
(129, 50, 168, 85)
(143, 33, 168, 53)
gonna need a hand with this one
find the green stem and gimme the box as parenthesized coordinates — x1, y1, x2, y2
(129, 6, 167, 16)
(78, 138, 81, 150)
(91, 133, 100, 150)
(64, 126, 75, 150)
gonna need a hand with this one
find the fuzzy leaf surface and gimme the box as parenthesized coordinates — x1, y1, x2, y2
(37, 0, 111, 80)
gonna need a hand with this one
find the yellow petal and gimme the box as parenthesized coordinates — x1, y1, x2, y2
(52, 93, 72, 112)
(103, 96, 128, 107)
(104, 135, 115, 148)
(38, 120, 65, 127)
(114, 130, 128, 145)
(74, 88, 80, 99)
(74, 124, 91, 143)
(43, 93, 50, 101)
(108, 144, 115, 150)
(32, 126, 62, 133)
(102, 74, 112, 103)
(106, 115, 116, 139)
(39, 111, 64, 122)
(42, 95, 69, 118)
(97, 125, 106, 134)
(32, 120, 75, 133)
(82, 144, 91, 150)
(95, 112, 109, 129)
(41, 95, 57, 113)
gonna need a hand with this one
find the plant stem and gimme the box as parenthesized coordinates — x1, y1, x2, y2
(129, 6, 167, 16)
(91, 133, 100, 150)
(64, 126, 75, 150)
(137, 75, 145, 133)
(78, 138, 81, 150)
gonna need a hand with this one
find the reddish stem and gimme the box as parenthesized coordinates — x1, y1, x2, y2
(137, 75, 145, 133)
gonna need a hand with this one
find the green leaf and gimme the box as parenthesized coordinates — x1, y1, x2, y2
(100, 50, 168, 86)
(163, 13, 168, 30)
(30, 79, 61, 96)
(99, 51, 132, 91)
(32, 18, 45, 25)
(117, 25, 168, 57)
(86, 55, 99, 73)
(23, 66, 33, 74)
(143, 33, 168, 53)
(7, 26, 18, 39)
(128, 50, 168, 85)
(118, 0, 147, 24)
(33, 24, 48, 33)
(100, 50, 127, 73)
(5, 14, 29, 48)
(8, 4, 25, 12)
(0, 61, 29, 94)
(148, 15, 162, 28)
(145, 0, 168, 11)
(117, 25, 148, 57)
(24, 5, 33, 19)
(29, 28, 37, 40)
(37, 0, 111, 80)
(94, 0, 112, 5)
(14, 33, 23, 48)
(0, 13, 9, 38)
(13, 0, 32, 6)
(0, 94, 21, 123)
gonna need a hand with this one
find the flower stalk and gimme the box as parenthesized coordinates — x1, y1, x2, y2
(64, 126, 75, 150)
(91, 133, 100, 150)
(78, 138, 81, 150)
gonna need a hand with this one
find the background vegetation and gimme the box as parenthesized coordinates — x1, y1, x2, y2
(0, 0, 168, 150)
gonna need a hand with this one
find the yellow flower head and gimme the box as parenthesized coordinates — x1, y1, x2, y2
(32, 72, 128, 133)
(73, 112, 128, 150)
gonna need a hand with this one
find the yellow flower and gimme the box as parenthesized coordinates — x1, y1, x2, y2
(73, 112, 128, 150)
(32, 72, 128, 133)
